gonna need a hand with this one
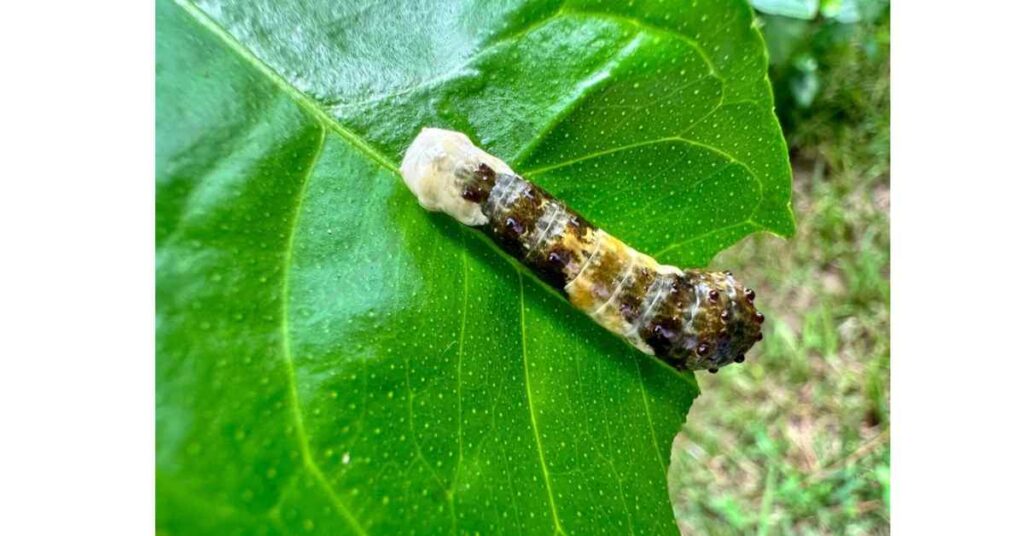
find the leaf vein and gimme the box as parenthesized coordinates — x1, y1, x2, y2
(653, 220, 758, 258)
(633, 354, 667, 473)
(518, 273, 566, 535)
(445, 230, 471, 528)
(277, 125, 369, 535)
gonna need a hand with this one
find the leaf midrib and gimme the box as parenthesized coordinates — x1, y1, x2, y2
(171, 0, 399, 176)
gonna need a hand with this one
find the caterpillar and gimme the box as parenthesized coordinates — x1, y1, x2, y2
(400, 128, 763, 373)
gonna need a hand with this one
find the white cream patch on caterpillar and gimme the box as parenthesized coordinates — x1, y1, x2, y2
(400, 128, 514, 226)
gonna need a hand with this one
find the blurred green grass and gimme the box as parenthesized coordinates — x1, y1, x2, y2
(669, 5, 890, 535)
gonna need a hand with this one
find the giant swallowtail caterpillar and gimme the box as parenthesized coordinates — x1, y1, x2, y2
(400, 128, 764, 373)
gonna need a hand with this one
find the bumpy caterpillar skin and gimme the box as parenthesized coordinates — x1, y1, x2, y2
(400, 128, 763, 372)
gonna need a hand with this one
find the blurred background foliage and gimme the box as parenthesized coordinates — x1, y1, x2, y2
(669, 0, 890, 534)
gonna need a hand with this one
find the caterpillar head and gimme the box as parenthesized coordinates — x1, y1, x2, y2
(681, 270, 764, 373)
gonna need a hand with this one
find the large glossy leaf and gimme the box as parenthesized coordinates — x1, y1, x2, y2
(156, 0, 794, 534)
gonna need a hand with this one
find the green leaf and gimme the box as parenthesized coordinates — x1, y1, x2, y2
(156, 0, 794, 534)
(751, 0, 820, 20)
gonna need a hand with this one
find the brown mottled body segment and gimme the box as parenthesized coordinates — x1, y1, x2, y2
(474, 165, 600, 290)
(462, 164, 763, 372)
